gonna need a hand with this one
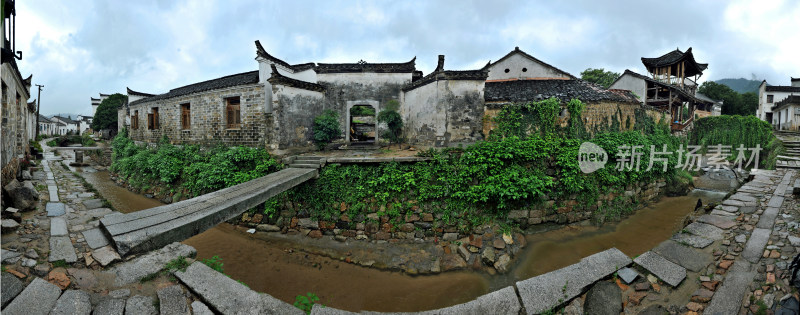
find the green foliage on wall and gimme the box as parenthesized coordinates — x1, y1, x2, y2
(276, 98, 682, 227)
(690, 115, 783, 169)
(313, 110, 342, 150)
(111, 129, 282, 196)
(92, 93, 127, 131)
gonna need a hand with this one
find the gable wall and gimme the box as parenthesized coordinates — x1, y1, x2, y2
(488, 53, 571, 81)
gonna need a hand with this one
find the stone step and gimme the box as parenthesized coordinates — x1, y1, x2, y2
(50, 217, 68, 237)
(1, 272, 24, 308)
(633, 251, 686, 287)
(2, 277, 63, 315)
(175, 261, 303, 314)
(156, 285, 189, 315)
(50, 290, 91, 315)
(652, 240, 710, 272)
(107, 242, 196, 286)
(742, 228, 771, 263)
(756, 207, 780, 230)
(705, 261, 755, 315)
(49, 236, 78, 263)
(288, 163, 320, 169)
(514, 248, 631, 314)
(81, 228, 111, 249)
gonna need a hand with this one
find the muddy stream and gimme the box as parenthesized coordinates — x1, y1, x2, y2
(78, 167, 728, 312)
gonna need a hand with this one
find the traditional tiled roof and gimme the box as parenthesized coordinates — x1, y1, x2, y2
(695, 92, 722, 104)
(90, 97, 100, 101)
(129, 70, 260, 106)
(23, 74, 32, 86)
(772, 95, 800, 111)
(52, 115, 78, 124)
(612, 70, 712, 105)
(127, 87, 155, 97)
(99, 93, 110, 97)
(316, 57, 417, 74)
(402, 55, 488, 92)
(765, 85, 800, 93)
(254, 40, 315, 72)
(485, 79, 640, 104)
(641, 47, 708, 77)
(791, 77, 799, 82)
(38, 114, 52, 123)
(490, 47, 577, 79)
(267, 64, 325, 92)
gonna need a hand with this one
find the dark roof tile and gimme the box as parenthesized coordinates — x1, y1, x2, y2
(485, 79, 639, 104)
(127, 87, 155, 97)
(315, 57, 417, 74)
(129, 70, 260, 106)
(641, 47, 707, 77)
(765, 85, 800, 93)
(267, 64, 325, 92)
(255, 40, 316, 72)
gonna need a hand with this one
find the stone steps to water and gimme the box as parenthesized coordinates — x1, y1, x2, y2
(107, 242, 197, 286)
(100, 167, 317, 256)
(514, 248, 630, 314)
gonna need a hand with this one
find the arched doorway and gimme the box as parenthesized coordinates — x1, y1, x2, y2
(349, 104, 377, 145)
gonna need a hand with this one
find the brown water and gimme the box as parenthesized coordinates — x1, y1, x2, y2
(78, 167, 728, 312)
(513, 189, 727, 279)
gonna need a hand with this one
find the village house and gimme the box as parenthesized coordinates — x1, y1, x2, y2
(121, 41, 688, 155)
(49, 115, 80, 135)
(1, 0, 36, 183)
(609, 48, 714, 132)
(37, 114, 58, 136)
(771, 95, 800, 131)
(757, 77, 800, 126)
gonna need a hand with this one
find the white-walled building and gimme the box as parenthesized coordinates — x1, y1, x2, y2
(757, 78, 800, 124)
(50, 115, 79, 134)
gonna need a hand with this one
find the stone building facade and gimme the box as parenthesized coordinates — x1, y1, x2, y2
(2, 0, 35, 184)
(121, 41, 664, 155)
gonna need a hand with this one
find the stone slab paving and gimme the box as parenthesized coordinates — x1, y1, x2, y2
(742, 227, 772, 263)
(81, 228, 110, 249)
(49, 236, 78, 263)
(156, 285, 189, 315)
(175, 261, 304, 314)
(2, 277, 62, 315)
(50, 290, 91, 315)
(109, 242, 197, 286)
(46, 202, 66, 217)
(48, 186, 59, 201)
(341, 286, 523, 315)
(93, 298, 126, 315)
(92, 245, 121, 266)
(705, 262, 755, 315)
(767, 195, 785, 208)
(755, 206, 780, 229)
(721, 199, 745, 207)
(82, 199, 104, 210)
(652, 240, 711, 272)
(125, 295, 158, 315)
(190, 301, 214, 315)
(616, 267, 639, 284)
(696, 214, 736, 229)
(1, 272, 24, 307)
(633, 251, 686, 287)
(683, 222, 724, 240)
(50, 217, 68, 236)
(670, 233, 713, 248)
(714, 205, 739, 213)
(514, 248, 631, 314)
(710, 209, 737, 217)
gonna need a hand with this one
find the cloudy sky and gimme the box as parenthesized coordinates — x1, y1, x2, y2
(14, 0, 800, 116)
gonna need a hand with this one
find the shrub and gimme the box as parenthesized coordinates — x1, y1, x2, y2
(201, 255, 224, 273)
(377, 100, 403, 143)
(313, 110, 341, 150)
(294, 293, 321, 314)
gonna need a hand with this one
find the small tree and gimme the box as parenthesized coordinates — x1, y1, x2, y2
(580, 68, 621, 89)
(313, 110, 341, 150)
(378, 100, 403, 143)
(92, 93, 128, 131)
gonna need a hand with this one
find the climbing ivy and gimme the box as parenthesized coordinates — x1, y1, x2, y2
(690, 115, 782, 169)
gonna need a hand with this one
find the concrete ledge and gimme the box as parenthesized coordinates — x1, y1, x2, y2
(175, 262, 303, 315)
(101, 168, 317, 256)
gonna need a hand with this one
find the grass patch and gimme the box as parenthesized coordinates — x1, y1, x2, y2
(51, 260, 68, 268)
(201, 255, 224, 273)
(139, 272, 160, 283)
(164, 257, 190, 272)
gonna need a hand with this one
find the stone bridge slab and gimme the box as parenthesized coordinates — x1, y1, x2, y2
(100, 168, 317, 256)
(515, 248, 631, 314)
(633, 251, 686, 287)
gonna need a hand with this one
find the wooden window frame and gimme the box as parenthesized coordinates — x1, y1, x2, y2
(180, 103, 191, 130)
(132, 110, 139, 129)
(767, 95, 774, 103)
(148, 107, 159, 130)
(225, 97, 241, 129)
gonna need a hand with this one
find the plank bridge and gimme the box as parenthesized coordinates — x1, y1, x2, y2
(100, 160, 322, 257)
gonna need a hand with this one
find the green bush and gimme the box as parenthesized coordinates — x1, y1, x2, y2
(350, 106, 375, 116)
(201, 255, 224, 273)
(111, 129, 282, 196)
(690, 115, 780, 169)
(377, 100, 403, 143)
(313, 110, 341, 150)
(294, 293, 321, 314)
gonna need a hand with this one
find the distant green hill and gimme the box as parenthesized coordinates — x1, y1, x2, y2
(714, 78, 762, 94)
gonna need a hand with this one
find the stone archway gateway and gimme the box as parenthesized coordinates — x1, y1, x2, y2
(345, 100, 379, 145)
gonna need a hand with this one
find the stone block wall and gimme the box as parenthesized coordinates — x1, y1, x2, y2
(402, 79, 487, 147)
(1, 62, 33, 184)
(267, 85, 325, 154)
(125, 84, 267, 147)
